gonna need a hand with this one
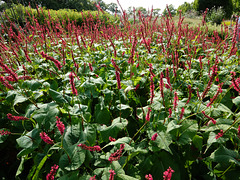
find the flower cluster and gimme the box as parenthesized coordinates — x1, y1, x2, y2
(89, 175, 96, 180)
(145, 107, 151, 122)
(108, 144, 125, 163)
(163, 167, 174, 180)
(0, 129, 11, 135)
(7, 113, 28, 121)
(40, 51, 62, 70)
(0, 76, 14, 90)
(69, 72, 78, 95)
(151, 133, 158, 141)
(77, 144, 101, 152)
(216, 130, 224, 139)
(56, 116, 65, 135)
(145, 174, 153, 180)
(0, 60, 18, 82)
(115, 71, 121, 89)
(40, 132, 54, 144)
(173, 91, 178, 110)
(109, 169, 116, 180)
(109, 136, 116, 142)
(202, 111, 216, 125)
(46, 164, 59, 180)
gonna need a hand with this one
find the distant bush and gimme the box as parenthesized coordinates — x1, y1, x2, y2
(3, 4, 119, 28)
(206, 6, 225, 25)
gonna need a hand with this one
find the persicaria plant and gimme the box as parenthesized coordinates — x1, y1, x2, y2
(0, 3, 240, 180)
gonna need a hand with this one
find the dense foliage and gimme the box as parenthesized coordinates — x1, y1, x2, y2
(1, 4, 240, 180)
(193, 0, 233, 18)
(3, 4, 119, 28)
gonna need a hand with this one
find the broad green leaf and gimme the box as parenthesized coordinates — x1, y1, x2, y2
(154, 131, 172, 154)
(32, 102, 59, 130)
(100, 117, 128, 142)
(167, 120, 181, 132)
(117, 174, 139, 180)
(13, 94, 28, 107)
(63, 123, 82, 147)
(192, 135, 203, 151)
(58, 171, 79, 180)
(59, 145, 86, 171)
(116, 104, 132, 118)
(178, 120, 198, 145)
(83, 124, 96, 146)
(103, 137, 131, 149)
(94, 104, 111, 125)
(209, 145, 240, 166)
(232, 96, 240, 106)
(16, 128, 42, 150)
(217, 103, 233, 114)
(49, 89, 68, 104)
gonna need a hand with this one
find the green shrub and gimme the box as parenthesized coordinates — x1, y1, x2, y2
(206, 6, 225, 25)
(3, 4, 119, 28)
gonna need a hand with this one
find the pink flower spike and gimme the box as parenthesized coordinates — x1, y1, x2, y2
(109, 136, 116, 142)
(145, 107, 151, 121)
(163, 167, 174, 180)
(145, 174, 153, 180)
(46, 164, 59, 180)
(40, 132, 54, 144)
(215, 130, 224, 139)
(151, 133, 158, 141)
(7, 113, 28, 121)
(56, 116, 65, 135)
(89, 175, 96, 180)
(109, 169, 116, 180)
(0, 129, 11, 135)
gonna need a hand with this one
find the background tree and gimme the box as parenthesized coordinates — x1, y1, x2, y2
(193, 0, 233, 18)
(152, 8, 161, 16)
(162, 4, 176, 16)
(135, 6, 147, 16)
(177, 2, 193, 14)
(107, 2, 120, 14)
(232, 0, 240, 15)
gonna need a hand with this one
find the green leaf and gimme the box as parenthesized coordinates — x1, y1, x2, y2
(192, 135, 203, 151)
(104, 137, 131, 148)
(16, 128, 42, 150)
(217, 103, 233, 114)
(49, 89, 68, 104)
(94, 104, 111, 125)
(59, 145, 86, 171)
(83, 124, 96, 146)
(209, 145, 240, 166)
(178, 120, 198, 145)
(58, 171, 79, 180)
(63, 123, 82, 147)
(232, 96, 240, 106)
(32, 102, 59, 130)
(117, 174, 139, 180)
(32, 154, 50, 180)
(154, 131, 172, 154)
(100, 117, 128, 142)
(0, 129, 10, 143)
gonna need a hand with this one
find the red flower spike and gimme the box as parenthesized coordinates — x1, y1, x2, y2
(77, 144, 101, 152)
(163, 167, 174, 180)
(216, 130, 224, 139)
(89, 175, 96, 180)
(109, 169, 116, 180)
(109, 136, 116, 142)
(7, 113, 28, 121)
(145, 174, 153, 180)
(108, 144, 125, 163)
(46, 164, 59, 180)
(56, 116, 65, 135)
(151, 133, 158, 141)
(0, 129, 11, 135)
(202, 111, 216, 125)
(69, 72, 78, 95)
(40, 132, 54, 144)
